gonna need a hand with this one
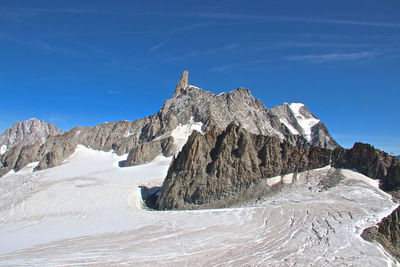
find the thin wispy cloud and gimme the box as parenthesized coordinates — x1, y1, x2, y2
(107, 90, 119, 95)
(149, 23, 211, 52)
(201, 13, 400, 29)
(70, 41, 109, 55)
(0, 7, 94, 16)
(149, 39, 170, 52)
(201, 0, 230, 18)
(211, 59, 269, 71)
(3, 7, 400, 30)
(166, 43, 239, 62)
(308, 18, 400, 29)
(0, 30, 55, 52)
(172, 22, 211, 33)
(286, 51, 378, 63)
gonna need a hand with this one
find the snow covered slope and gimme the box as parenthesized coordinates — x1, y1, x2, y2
(0, 146, 398, 265)
(269, 102, 338, 149)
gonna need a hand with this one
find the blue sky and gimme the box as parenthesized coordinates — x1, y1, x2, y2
(0, 0, 399, 154)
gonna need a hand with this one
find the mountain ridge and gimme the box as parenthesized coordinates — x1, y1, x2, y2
(0, 118, 62, 156)
(157, 123, 400, 210)
(0, 71, 338, 177)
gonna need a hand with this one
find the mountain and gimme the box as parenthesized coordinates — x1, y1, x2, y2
(270, 102, 337, 149)
(158, 123, 331, 210)
(0, 71, 338, 177)
(0, 118, 62, 156)
(0, 71, 399, 265)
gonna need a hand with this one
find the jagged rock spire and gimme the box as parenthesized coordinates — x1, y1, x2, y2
(172, 70, 189, 98)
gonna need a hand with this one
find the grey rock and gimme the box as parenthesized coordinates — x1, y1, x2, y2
(157, 127, 400, 210)
(310, 122, 338, 150)
(362, 204, 400, 261)
(270, 103, 338, 149)
(157, 122, 332, 210)
(0, 118, 62, 153)
(126, 136, 175, 166)
(332, 143, 400, 191)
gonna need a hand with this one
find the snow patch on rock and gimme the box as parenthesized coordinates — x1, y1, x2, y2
(289, 103, 320, 141)
(0, 145, 6, 155)
(171, 119, 203, 153)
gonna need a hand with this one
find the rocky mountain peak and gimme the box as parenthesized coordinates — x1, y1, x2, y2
(0, 71, 338, 177)
(0, 118, 62, 155)
(157, 122, 333, 210)
(172, 70, 189, 98)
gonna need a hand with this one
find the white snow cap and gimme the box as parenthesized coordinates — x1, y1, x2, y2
(290, 103, 320, 142)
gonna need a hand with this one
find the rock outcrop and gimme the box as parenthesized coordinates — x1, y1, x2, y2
(126, 136, 175, 166)
(156, 125, 400, 210)
(0, 118, 62, 155)
(332, 143, 400, 191)
(157, 123, 332, 210)
(362, 205, 400, 261)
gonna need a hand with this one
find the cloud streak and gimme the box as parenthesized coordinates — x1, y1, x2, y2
(166, 43, 239, 62)
(286, 51, 378, 63)
(2, 7, 400, 30)
(148, 39, 170, 52)
(211, 59, 269, 71)
(199, 13, 400, 29)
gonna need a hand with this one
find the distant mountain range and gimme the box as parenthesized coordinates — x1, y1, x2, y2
(0, 71, 337, 177)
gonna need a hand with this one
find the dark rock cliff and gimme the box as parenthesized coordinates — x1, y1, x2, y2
(332, 143, 400, 191)
(157, 123, 331, 210)
(362, 204, 400, 261)
(157, 125, 400, 210)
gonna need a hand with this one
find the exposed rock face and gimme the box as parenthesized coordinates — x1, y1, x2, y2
(270, 103, 338, 149)
(126, 136, 175, 166)
(0, 71, 338, 177)
(362, 205, 400, 261)
(157, 124, 400, 210)
(157, 123, 332, 210)
(0, 118, 62, 155)
(332, 143, 400, 191)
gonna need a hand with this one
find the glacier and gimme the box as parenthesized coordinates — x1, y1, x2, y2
(0, 144, 399, 265)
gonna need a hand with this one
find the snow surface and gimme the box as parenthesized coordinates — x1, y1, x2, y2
(0, 146, 398, 265)
(280, 118, 300, 135)
(154, 118, 203, 154)
(289, 103, 320, 141)
(171, 120, 203, 153)
(0, 145, 6, 155)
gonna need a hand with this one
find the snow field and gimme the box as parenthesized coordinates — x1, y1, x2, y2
(0, 144, 398, 265)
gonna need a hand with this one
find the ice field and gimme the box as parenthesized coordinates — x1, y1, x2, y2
(0, 145, 398, 266)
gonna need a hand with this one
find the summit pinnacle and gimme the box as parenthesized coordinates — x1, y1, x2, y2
(172, 70, 189, 98)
